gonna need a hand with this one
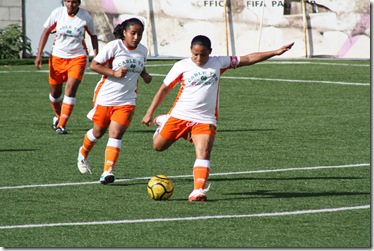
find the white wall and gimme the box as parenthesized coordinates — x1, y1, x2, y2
(23, 0, 370, 59)
(25, 0, 62, 56)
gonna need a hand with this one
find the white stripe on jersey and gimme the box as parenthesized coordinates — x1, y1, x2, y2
(44, 6, 96, 58)
(92, 39, 148, 106)
(164, 56, 239, 126)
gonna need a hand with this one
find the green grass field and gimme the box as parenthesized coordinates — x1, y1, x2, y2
(0, 59, 370, 248)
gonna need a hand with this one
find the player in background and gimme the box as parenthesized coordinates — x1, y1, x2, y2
(142, 35, 294, 201)
(77, 18, 152, 184)
(34, 0, 98, 134)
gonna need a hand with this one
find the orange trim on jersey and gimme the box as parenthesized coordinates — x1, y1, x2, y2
(166, 74, 183, 115)
(92, 58, 114, 105)
(214, 81, 220, 121)
(49, 22, 57, 32)
(93, 77, 106, 105)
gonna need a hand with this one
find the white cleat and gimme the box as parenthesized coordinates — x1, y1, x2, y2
(77, 147, 92, 174)
(188, 184, 211, 202)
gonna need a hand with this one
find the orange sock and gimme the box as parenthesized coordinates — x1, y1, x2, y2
(104, 138, 122, 173)
(80, 129, 99, 158)
(104, 146, 120, 172)
(51, 101, 62, 118)
(57, 96, 76, 127)
(193, 163, 210, 190)
(49, 94, 62, 118)
(57, 103, 74, 127)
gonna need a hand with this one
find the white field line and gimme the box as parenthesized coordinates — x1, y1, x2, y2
(0, 70, 369, 86)
(0, 163, 369, 190)
(0, 205, 369, 229)
(145, 61, 370, 67)
(143, 73, 370, 86)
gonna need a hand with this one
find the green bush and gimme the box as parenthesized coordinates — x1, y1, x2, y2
(0, 24, 32, 59)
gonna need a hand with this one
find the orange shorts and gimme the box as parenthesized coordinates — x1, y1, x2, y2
(49, 55, 87, 85)
(159, 116, 216, 142)
(87, 104, 136, 129)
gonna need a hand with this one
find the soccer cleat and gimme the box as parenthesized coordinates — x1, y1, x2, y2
(77, 148, 92, 174)
(153, 114, 169, 126)
(55, 126, 68, 134)
(100, 171, 115, 185)
(52, 116, 59, 130)
(188, 184, 211, 202)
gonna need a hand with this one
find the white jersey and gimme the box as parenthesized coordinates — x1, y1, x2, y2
(164, 56, 240, 126)
(92, 39, 148, 106)
(43, 6, 96, 58)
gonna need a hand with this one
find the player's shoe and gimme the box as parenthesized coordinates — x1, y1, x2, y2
(55, 126, 68, 134)
(153, 114, 169, 126)
(77, 147, 92, 174)
(188, 184, 211, 202)
(52, 116, 59, 130)
(100, 171, 115, 185)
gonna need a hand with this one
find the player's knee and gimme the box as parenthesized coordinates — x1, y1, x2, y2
(153, 143, 165, 152)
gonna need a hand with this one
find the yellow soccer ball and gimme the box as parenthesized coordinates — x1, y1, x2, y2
(147, 175, 174, 200)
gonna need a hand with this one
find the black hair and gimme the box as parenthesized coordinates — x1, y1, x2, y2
(113, 18, 144, 39)
(190, 35, 211, 49)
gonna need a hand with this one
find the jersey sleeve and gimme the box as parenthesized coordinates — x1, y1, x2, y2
(43, 7, 60, 30)
(93, 41, 114, 65)
(219, 56, 240, 75)
(163, 61, 184, 88)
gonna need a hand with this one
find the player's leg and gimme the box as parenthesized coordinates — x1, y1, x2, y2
(153, 115, 181, 151)
(77, 123, 106, 174)
(49, 84, 63, 129)
(55, 77, 80, 134)
(77, 104, 109, 174)
(56, 56, 87, 133)
(48, 55, 64, 130)
(188, 124, 216, 201)
(99, 105, 134, 185)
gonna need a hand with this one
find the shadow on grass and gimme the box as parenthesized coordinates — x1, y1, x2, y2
(0, 149, 39, 152)
(209, 176, 363, 182)
(74, 128, 276, 134)
(222, 190, 370, 199)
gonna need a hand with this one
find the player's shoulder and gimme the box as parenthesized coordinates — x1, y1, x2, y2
(77, 8, 93, 19)
(174, 57, 191, 67)
(50, 6, 65, 16)
(137, 43, 148, 51)
(103, 39, 122, 50)
(209, 55, 230, 61)
(133, 43, 148, 56)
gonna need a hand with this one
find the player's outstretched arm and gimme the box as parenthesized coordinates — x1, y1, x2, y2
(238, 42, 294, 67)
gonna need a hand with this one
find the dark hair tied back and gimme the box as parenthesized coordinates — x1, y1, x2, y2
(113, 17, 144, 39)
(191, 35, 211, 49)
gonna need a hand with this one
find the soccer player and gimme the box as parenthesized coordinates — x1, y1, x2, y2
(34, 0, 98, 134)
(141, 35, 294, 201)
(77, 18, 152, 184)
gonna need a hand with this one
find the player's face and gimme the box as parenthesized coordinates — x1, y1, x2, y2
(190, 45, 211, 67)
(123, 24, 144, 49)
(65, 0, 80, 15)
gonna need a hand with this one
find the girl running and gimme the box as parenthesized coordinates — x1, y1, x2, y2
(77, 18, 152, 184)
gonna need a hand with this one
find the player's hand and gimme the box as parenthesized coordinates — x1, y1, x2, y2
(141, 114, 153, 127)
(141, 72, 152, 84)
(35, 56, 42, 70)
(113, 67, 128, 78)
(277, 42, 295, 55)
